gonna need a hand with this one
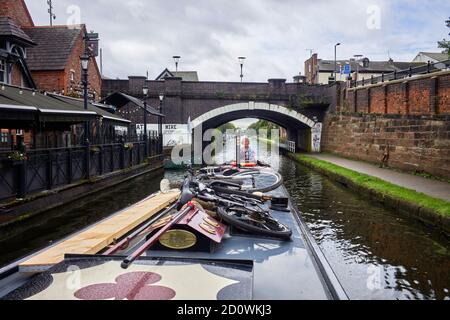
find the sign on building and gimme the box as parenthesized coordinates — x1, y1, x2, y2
(342, 64, 351, 75)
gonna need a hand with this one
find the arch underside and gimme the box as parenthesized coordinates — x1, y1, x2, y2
(192, 103, 316, 132)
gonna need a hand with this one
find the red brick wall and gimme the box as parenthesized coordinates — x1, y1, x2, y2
(339, 71, 450, 116)
(408, 79, 430, 114)
(305, 54, 318, 84)
(326, 71, 450, 179)
(437, 74, 450, 114)
(31, 70, 65, 93)
(370, 86, 386, 114)
(64, 31, 102, 100)
(0, 0, 34, 27)
(386, 83, 405, 114)
(30, 29, 102, 100)
(322, 113, 450, 179)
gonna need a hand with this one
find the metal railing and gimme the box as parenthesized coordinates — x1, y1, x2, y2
(350, 59, 450, 88)
(0, 137, 162, 201)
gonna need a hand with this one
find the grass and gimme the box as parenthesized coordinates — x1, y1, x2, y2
(291, 153, 450, 217)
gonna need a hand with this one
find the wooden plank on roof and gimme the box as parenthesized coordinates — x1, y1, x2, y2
(19, 191, 180, 271)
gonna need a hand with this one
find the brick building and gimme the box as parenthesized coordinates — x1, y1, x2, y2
(0, 0, 101, 99)
(23, 25, 102, 100)
(305, 53, 425, 85)
(0, 0, 103, 149)
(0, 0, 33, 28)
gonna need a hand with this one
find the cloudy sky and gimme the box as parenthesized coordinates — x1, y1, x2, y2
(25, 0, 450, 82)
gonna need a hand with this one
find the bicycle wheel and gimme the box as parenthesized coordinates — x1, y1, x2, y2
(231, 170, 283, 193)
(217, 206, 292, 240)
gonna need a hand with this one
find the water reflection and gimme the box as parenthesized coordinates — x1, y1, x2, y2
(279, 157, 450, 300)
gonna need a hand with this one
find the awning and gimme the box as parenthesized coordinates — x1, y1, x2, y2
(0, 85, 96, 123)
(48, 94, 131, 126)
(100, 92, 165, 117)
(0, 84, 130, 128)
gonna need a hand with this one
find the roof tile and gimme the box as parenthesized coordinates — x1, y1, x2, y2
(22, 26, 82, 71)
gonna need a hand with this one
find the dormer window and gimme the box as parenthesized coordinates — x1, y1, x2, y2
(0, 59, 6, 83)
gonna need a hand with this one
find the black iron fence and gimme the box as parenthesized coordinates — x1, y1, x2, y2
(350, 59, 450, 88)
(0, 137, 162, 201)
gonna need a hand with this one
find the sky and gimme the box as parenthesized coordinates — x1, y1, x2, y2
(25, 0, 450, 82)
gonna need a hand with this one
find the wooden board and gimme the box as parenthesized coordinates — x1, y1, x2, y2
(19, 191, 180, 270)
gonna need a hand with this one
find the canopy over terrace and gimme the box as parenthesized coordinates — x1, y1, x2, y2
(48, 93, 131, 127)
(0, 84, 130, 148)
(47, 93, 131, 145)
(0, 84, 96, 129)
(100, 92, 165, 118)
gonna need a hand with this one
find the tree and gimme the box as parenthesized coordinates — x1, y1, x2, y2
(437, 17, 450, 57)
(216, 122, 236, 133)
(248, 120, 280, 140)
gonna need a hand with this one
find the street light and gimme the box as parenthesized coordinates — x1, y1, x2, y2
(353, 54, 363, 82)
(238, 56, 246, 83)
(142, 85, 149, 157)
(334, 43, 341, 82)
(80, 54, 90, 141)
(173, 56, 181, 76)
(158, 93, 165, 153)
(80, 53, 90, 178)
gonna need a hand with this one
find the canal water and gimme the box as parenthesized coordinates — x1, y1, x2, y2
(0, 156, 448, 300)
(279, 157, 450, 300)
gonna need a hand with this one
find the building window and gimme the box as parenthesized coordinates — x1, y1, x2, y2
(69, 70, 75, 82)
(0, 59, 6, 83)
(1, 132, 8, 143)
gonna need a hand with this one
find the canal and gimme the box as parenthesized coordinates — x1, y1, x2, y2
(0, 157, 448, 300)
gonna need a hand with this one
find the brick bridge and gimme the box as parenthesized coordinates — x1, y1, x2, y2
(102, 77, 338, 152)
(103, 70, 450, 180)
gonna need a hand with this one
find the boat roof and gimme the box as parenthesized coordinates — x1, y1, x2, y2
(0, 185, 347, 300)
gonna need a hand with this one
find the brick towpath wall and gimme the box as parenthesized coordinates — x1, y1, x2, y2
(322, 71, 450, 179)
(321, 114, 450, 179)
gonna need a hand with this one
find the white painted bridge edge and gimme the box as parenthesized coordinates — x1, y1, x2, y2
(191, 102, 317, 129)
(191, 102, 323, 153)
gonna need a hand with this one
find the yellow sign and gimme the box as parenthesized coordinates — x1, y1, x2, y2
(203, 216, 220, 228)
(200, 223, 217, 235)
(159, 230, 197, 250)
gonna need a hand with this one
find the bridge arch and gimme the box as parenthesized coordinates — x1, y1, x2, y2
(191, 102, 322, 153)
(191, 102, 316, 130)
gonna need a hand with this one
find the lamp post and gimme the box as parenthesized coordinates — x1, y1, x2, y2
(80, 53, 90, 178)
(238, 57, 246, 83)
(173, 56, 181, 76)
(142, 85, 149, 157)
(158, 93, 164, 154)
(353, 54, 363, 82)
(334, 43, 341, 82)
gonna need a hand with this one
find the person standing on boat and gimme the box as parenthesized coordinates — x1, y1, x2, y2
(240, 137, 256, 163)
